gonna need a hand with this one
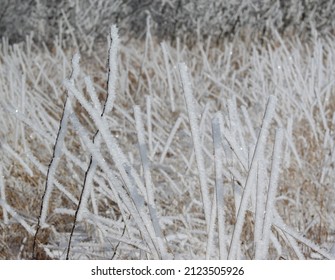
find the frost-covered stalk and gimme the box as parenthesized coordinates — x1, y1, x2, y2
(134, 105, 155, 210)
(65, 76, 161, 259)
(206, 189, 217, 259)
(161, 42, 175, 112)
(228, 95, 276, 259)
(227, 97, 246, 155)
(0, 165, 8, 224)
(259, 128, 283, 259)
(254, 162, 266, 259)
(241, 105, 257, 146)
(0, 199, 34, 235)
(40, 58, 77, 226)
(76, 25, 119, 220)
(146, 95, 153, 154)
(32, 53, 78, 258)
(67, 26, 120, 259)
(212, 113, 227, 259)
(273, 211, 334, 259)
(159, 116, 182, 164)
(75, 76, 102, 222)
(273, 210, 305, 259)
(69, 113, 159, 257)
(134, 105, 169, 258)
(1, 143, 33, 176)
(105, 25, 119, 114)
(179, 62, 211, 228)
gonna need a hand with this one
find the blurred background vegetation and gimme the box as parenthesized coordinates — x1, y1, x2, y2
(1, 0, 335, 47)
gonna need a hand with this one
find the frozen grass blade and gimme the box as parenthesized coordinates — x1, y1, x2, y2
(254, 161, 266, 259)
(159, 116, 182, 164)
(212, 113, 227, 259)
(75, 26, 119, 218)
(39, 68, 73, 227)
(32, 53, 79, 259)
(146, 95, 153, 155)
(134, 105, 169, 258)
(1, 142, 33, 177)
(0, 198, 35, 235)
(0, 165, 8, 224)
(259, 128, 284, 259)
(134, 105, 155, 210)
(228, 95, 276, 259)
(206, 190, 217, 259)
(69, 113, 160, 258)
(227, 97, 247, 154)
(66, 26, 121, 259)
(273, 212, 334, 259)
(161, 42, 175, 112)
(65, 75, 161, 259)
(105, 25, 119, 114)
(179, 62, 211, 228)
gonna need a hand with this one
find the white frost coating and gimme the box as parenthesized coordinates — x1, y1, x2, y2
(0, 165, 8, 224)
(40, 99, 71, 226)
(159, 116, 182, 164)
(1, 142, 33, 177)
(260, 128, 283, 259)
(76, 76, 102, 221)
(228, 95, 276, 259)
(284, 117, 293, 167)
(285, 117, 302, 168)
(254, 161, 266, 259)
(105, 25, 120, 114)
(85, 76, 102, 113)
(27, 152, 78, 205)
(274, 211, 304, 259)
(262, 95, 277, 128)
(134, 105, 169, 258)
(206, 190, 217, 259)
(77, 158, 98, 222)
(227, 98, 246, 155)
(0, 198, 34, 235)
(161, 42, 175, 112)
(71, 53, 81, 82)
(221, 127, 248, 171)
(65, 80, 146, 197)
(146, 95, 153, 154)
(241, 105, 257, 143)
(273, 211, 334, 259)
(69, 113, 159, 257)
(134, 105, 154, 206)
(212, 113, 227, 259)
(67, 83, 161, 258)
(179, 62, 211, 227)
(40, 54, 79, 226)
